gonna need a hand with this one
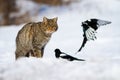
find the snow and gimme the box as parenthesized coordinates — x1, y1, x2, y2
(0, 0, 120, 80)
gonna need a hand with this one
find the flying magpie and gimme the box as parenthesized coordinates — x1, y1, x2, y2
(77, 19, 111, 53)
(54, 49, 85, 61)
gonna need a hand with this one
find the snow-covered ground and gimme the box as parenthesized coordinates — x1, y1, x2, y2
(0, 0, 120, 80)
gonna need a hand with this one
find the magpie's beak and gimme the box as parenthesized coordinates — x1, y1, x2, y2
(97, 19, 111, 26)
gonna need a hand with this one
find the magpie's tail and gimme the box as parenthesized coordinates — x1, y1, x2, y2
(75, 58, 85, 61)
(77, 37, 87, 53)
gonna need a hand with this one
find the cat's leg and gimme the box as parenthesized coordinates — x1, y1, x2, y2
(41, 46, 45, 57)
(32, 48, 43, 58)
(15, 49, 26, 59)
(15, 50, 22, 59)
(25, 49, 33, 57)
(32, 45, 45, 58)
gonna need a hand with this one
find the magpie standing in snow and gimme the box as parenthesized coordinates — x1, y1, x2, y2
(77, 19, 111, 53)
(54, 49, 85, 61)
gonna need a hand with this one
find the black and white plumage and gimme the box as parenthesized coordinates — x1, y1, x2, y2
(54, 49, 85, 61)
(77, 19, 111, 52)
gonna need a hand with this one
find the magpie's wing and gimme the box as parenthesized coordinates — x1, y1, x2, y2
(97, 19, 111, 26)
(60, 54, 74, 61)
(77, 27, 96, 52)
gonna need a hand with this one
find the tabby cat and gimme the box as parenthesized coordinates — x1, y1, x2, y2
(15, 17, 58, 59)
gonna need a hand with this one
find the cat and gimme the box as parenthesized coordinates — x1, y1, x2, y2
(15, 17, 58, 59)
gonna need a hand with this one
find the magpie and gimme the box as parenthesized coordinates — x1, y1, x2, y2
(54, 49, 85, 61)
(77, 19, 111, 53)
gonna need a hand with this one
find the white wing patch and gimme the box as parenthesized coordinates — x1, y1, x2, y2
(85, 27, 97, 40)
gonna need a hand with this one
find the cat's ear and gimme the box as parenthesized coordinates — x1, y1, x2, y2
(53, 17, 58, 22)
(43, 17, 48, 23)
